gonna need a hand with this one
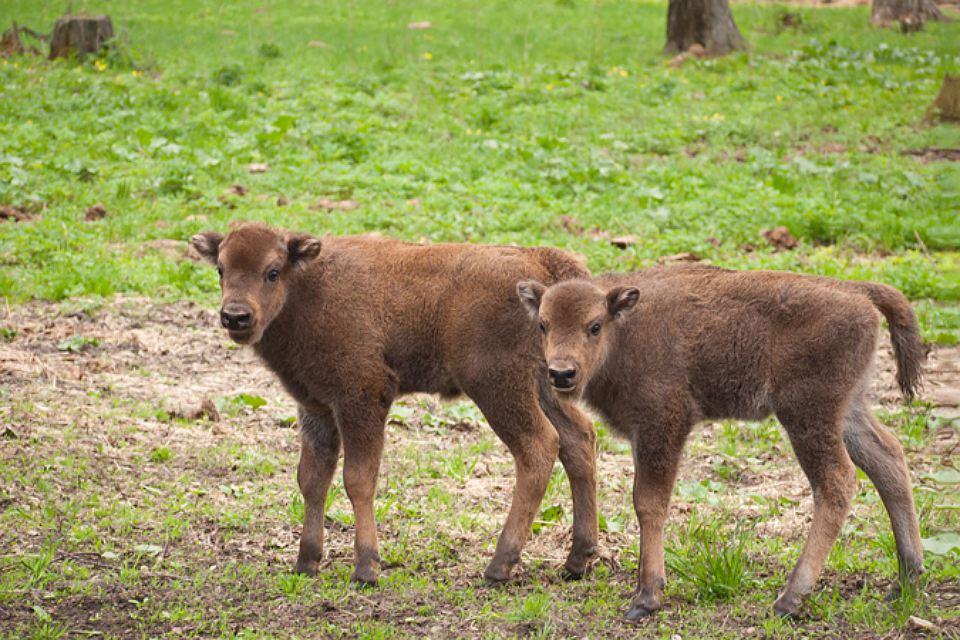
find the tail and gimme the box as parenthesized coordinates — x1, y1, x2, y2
(846, 281, 926, 399)
(527, 247, 590, 283)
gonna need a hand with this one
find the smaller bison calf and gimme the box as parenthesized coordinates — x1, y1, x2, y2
(518, 266, 925, 620)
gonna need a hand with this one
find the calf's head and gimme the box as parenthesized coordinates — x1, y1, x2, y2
(190, 224, 322, 345)
(517, 280, 639, 394)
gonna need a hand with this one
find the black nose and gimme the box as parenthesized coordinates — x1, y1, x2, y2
(548, 366, 578, 388)
(220, 304, 252, 330)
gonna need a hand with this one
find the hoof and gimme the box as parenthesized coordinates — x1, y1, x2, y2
(483, 564, 513, 586)
(350, 568, 379, 588)
(773, 595, 801, 619)
(294, 561, 318, 577)
(560, 566, 585, 581)
(562, 548, 597, 581)
(625, 602, 657, 623)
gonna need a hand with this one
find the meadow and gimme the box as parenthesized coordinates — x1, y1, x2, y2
(0, 0, 958, 638)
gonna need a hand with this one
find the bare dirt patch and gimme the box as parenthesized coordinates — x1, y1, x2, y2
(902, 148, 960, 162)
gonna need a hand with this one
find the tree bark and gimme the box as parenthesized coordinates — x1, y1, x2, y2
(49, 15, 113, 60)
(665, 0, 744, 57)
(924, 74, 960, 123)
(871, 0, 943, 27)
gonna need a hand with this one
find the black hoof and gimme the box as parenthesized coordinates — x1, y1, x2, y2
(625, 602, 657, 623)
(294, 562, 318, 577)
(350, 571, 378, 588)
(773, 600, 801, 619)
(561, 567, 585, 581)
(483, 571, 511, 586)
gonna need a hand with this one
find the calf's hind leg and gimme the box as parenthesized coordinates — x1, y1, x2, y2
(295, 405, 341, 576)
(468, 383, 560, 583)
(843, 399, 924, 597)
(338, 401, 389, 586)
(775, 406, 858, 617)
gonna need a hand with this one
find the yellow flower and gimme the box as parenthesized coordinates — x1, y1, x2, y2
(132, 69, 142, 77)
(421, 51, 433, 60)
(546, 83, 553, 91)
(94, 60, 106, 71)
(776, 95, 783, 102)
(619, 68, 628, 78)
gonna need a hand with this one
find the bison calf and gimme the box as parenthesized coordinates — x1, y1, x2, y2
(190, 223, 600, 585)
(518, 266, 925, 620)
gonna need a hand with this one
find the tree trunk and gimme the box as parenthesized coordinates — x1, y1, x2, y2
(665, 0, 744, 56)
(924, 74, 960, 123)
(49, 15, 113, 60)
(871, 0, 943, 27)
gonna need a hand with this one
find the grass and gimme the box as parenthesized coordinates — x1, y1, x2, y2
(1, 0, 959, 638)
(0, 0, 958, 341)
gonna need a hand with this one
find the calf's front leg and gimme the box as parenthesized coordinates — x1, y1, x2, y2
(626, 437, 684, 622)
(295, 405, 341, 576)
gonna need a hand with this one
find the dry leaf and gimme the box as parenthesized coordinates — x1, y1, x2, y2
(84, 203, 107, 221)
(224, 184, 247, 197)
(761, 226, 798, 251)
(658, 252, 701, 264)
(276, 196, 288, 207)
(248, 163, 270, 174)
(307, 40, 328, 48)
(908, 616, 938, 633)
(407, 21, 432, 30)
(610, 235, 638, 249)
(0, 205, 32, 222)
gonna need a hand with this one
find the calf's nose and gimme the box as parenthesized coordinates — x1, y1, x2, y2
(548, 364, 578, 388)
(220, 303, 252, 330)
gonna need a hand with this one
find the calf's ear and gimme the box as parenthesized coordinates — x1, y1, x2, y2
(606, 286, 639, 318)
(190, 231, 224, 265)
(517, 280, 546, 316)
(286, 233, 323, 266)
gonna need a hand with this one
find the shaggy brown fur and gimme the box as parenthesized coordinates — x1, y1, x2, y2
(517, 265, 925, 620)
(190, 223, 599, 585)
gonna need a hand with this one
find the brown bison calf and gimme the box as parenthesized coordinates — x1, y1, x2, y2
(190, 223, 600, 585)
(517, 265, 925, 620)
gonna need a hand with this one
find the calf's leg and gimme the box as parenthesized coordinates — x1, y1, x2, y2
(469, 383, 560, 583)
(295, 405, 341, 576)
(843, 399, 924, 598)
(775, 406, 858, 617)
(626, 435, 685, 622)
(337, 402, 388, 586)
(541, 395, 599, 578)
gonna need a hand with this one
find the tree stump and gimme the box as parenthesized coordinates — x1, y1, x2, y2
(665, 0, 744, 56)
(48, 15, 113, 60)
(925, 74, 960, 124)
(871, 0, 943, 28)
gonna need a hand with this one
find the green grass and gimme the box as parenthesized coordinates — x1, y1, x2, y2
(1, 1, 959, 638)
(0, 0, 958, 341)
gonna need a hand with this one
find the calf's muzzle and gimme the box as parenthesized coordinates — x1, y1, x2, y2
(548, 361, 579, 390)
(221, 303, 253, 331)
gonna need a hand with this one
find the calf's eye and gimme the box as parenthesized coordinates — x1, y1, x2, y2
(267, 269, 280, 282)
(538, 321, 546, 334)
(589, 322, 601, 336)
